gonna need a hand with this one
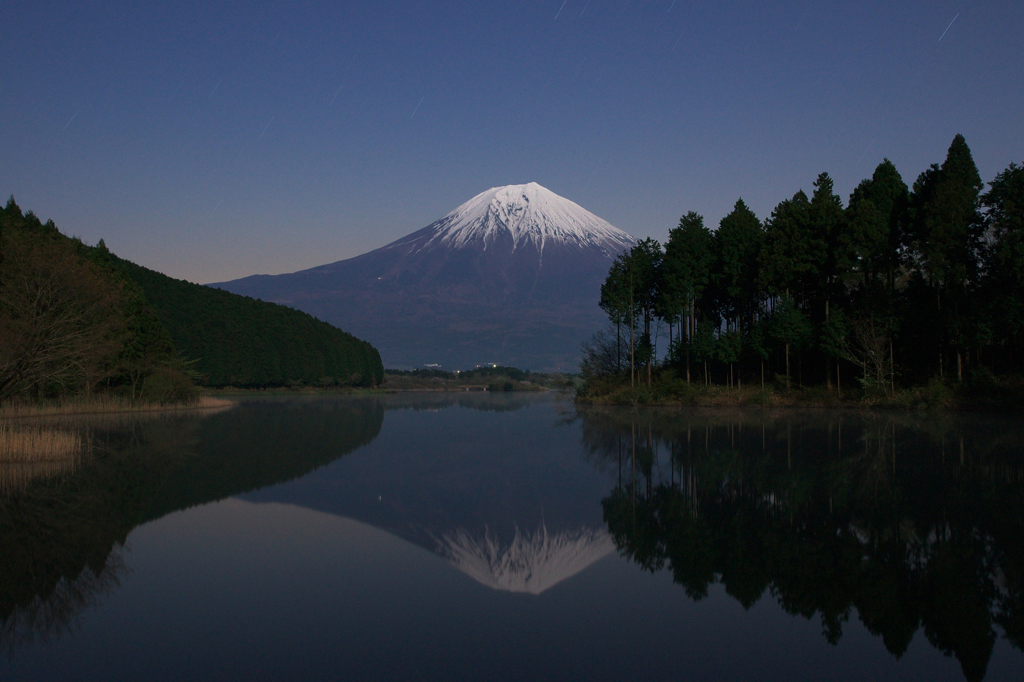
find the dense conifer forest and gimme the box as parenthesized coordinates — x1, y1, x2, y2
(0, 199, 383, 401)
(118, 258, 383, 388)
(583, 135, 1024, 405)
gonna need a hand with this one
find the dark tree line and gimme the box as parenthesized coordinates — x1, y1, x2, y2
(0, 197, 384, 400)
(589, 135, 1024, 396)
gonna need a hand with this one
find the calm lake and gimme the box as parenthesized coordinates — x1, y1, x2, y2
(2, 393, 1023, 681)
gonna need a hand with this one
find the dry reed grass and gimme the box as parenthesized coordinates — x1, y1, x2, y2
(0, 396, 233, 493)
(0, 395, 234, 420)
(0, 424, 85, 494)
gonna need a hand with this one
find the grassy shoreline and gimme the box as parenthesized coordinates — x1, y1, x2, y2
(0, 395, 234, 420)
(1, 395, 235, 492)
(576, 375, 1024, 412)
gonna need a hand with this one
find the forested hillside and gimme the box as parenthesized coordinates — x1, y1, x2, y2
(115, 258, 383, 388)
(0, 197, 383, 400)
(584, 135, 1024, 404)
(0, 199, 191, 403)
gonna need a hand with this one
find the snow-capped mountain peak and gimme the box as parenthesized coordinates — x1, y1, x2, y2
(216, 182, 637, 370)
(421, 183, 634, 255)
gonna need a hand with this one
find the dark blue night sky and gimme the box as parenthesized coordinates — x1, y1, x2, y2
(2, 1, 1021, 283)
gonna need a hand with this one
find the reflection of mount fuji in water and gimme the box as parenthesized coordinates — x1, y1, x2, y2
(435, 524, 614, 595)
(243, 392, 616, 594)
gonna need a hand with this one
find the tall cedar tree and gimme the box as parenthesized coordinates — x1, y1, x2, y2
(599, 257, 634, 374)
(600, 240, 662, 385)
(760, 189, 819, 386)
(808, 172, 848, 313)
(662, 212, 715, 382)
(630, 239, 663, 385)
(907, 134, 984, 379)
(982, 162, 1024, 350)
(910, 134, 984, 293)
(714, 199, 764, 331)
(760, 190, 820, 302)
(807, 173, 848, 388)
(845, 159, 908, 290)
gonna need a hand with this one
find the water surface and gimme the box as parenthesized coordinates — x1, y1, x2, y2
(2, 393, 1022, 681)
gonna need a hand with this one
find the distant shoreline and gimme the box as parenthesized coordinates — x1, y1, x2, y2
(204, 386, 556, 396)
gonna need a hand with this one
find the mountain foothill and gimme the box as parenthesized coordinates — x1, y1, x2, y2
(0, 198, 383, 403)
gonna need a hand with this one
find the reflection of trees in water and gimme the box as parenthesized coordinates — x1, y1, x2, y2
(1, 549, 127, 657)
(0, 412, 203, 660)
(0, 398, 384, 657)
(0, 406, 232, 494)
(577, 406, 1024, 682)
(0, 456, 82, 495)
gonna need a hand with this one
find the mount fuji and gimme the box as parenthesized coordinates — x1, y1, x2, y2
(212, 183, 635, 370)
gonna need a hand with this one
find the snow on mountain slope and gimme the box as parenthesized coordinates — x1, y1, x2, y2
(435, 523, 615, 594)
(383, 182, 635, 257)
